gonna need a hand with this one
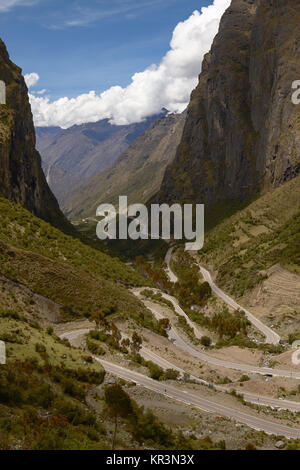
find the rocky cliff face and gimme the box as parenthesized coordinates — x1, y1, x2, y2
(0, 39, 68, 229)
(157, 0, 300, 207)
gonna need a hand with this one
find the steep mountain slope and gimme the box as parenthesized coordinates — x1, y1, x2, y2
(200, 174, 300, 295)
(0, 194, 169, 336)
(197, 173, 300, 339)
(36, 113, 165, 205)
(0, 39, 68, 230)
(157, 0, 300, 207)
(0, 38, 164, 333)
(63, 112, 186, 220)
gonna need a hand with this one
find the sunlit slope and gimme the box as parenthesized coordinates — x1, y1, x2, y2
(201, 175, 300, 297)
(0, 195, 152, 319)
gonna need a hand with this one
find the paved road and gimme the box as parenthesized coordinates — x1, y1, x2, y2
(164, 248, 205, 339)
(199, 265, 281, 345)
(143, 302, 300, 380)
(165, 247, 178, 283)
(165, 247, 280, 345)
(61, 328, 300, 413)
(140, 344, 300, 413)
(94, 358, 300, 439)
(161, 292, 204, 340)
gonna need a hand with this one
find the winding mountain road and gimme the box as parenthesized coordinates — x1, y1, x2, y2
(165, 247, 280, 345)
(94, 358, 300, 438)
(58, 247, 300, 438)
(199, 265, 281, 345)
(140, 302, 300, 380)
(61, 327, 300, 412)
(57, 339, 300, 438)
(165, 248, 178, 283)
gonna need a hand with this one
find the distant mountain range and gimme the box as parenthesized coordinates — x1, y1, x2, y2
(36, 112, 166, 206)
(62, 111, 186, 220)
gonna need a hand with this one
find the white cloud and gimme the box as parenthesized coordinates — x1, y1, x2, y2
(0, 0, 38, 12)
(35, 89, 47, 95)
(24, 72, 40, 88)
(29, 0, 231, 128)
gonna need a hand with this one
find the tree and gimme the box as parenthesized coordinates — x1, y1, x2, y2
(121, 338, 130, 353)
(131, 332, 142, 356)
(91, 310, 105, 330)
(111, 323, 122, 345)
(104, 384, 133, 450)
(158, 318, 171, 335)
(148, 362, 164, 381)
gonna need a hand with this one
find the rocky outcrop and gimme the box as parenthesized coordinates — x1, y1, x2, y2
(157, 0, 300, 207)
(0, 39, 69, 230)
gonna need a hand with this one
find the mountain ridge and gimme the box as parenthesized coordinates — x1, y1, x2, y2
(62, 111, 186, 220)
(36, 113, 166, 206)
(0, 39, 69, 231)
(157, 0, 300, 207)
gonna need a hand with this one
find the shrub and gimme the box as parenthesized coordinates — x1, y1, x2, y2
(29, 385, 55, 409)
(62, 378, 86, 400)
(35, 343, 46, 354)
(164, 369, 180, 381)
(47, 326, 54, 336)
(54, 399, 96, 426)
(147, 362, 164, 381)
(240, 375, 250, 382)
(200, 336, 212, 347)
(86, 338, 105, 356)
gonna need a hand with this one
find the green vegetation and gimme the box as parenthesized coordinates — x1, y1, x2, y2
(135, 255, 171, 290)
(240, 375, 250, 383)
(288, 332, 300, 345)
(176, 315, 200, 344)
(104, 383, 133, 450)
(0, 311, 105, 375)
(0, 310, 223, 450)
(211, 308, 249, 340)
(132, 354, 179, 381)
(86, 338, 105, 356)
(200, 336, 212, 347)
(0, 196, 148, 286)
(141, 289, 173, 308)
(86, 327, 129, 355)
(201, 175, 300, 297)
(0, 312, 108, 450)
(171, 248, 212, 308)
(76, 217, 169, 263)
(0, 196, 163, 328)
(103, 384, 224, 450)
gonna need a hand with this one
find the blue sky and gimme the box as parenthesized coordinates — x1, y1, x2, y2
(0, 0, 230, 127)
(1, 0, 212, 99)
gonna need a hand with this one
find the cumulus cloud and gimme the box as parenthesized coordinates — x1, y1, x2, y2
(24, 72, 40, 88)
(29, 0, 230, 128)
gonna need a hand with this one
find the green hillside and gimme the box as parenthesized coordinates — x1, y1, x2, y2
(0, 310, 213, 450)
(0, 195, 154, 322)
(200, 175, 300, 297)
